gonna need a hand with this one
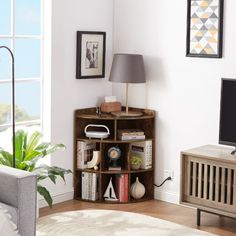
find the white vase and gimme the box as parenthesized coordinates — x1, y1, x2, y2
(130, 177, 145, 199)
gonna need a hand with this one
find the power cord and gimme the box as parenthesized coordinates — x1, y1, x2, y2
(154, 176, 172, 188)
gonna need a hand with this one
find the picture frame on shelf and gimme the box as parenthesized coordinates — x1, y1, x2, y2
(186, 0, 224, 58)
(76, 31, 106, 79)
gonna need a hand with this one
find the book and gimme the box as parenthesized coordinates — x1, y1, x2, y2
(108, 166, 122, 171)
(124, 174, 128, 202)
(131, 140, 152, 169)
(91, 173, 98, 201)
(117, 129, 144, 136)
(77, 141, 95, 169)
(82, 172, 89, 200)
(119, 135, 146, 141)
(81, 172, 98, 201)
(116, 174, 128, 202)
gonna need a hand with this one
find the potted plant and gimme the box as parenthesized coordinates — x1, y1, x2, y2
(0, 130, 71, 208)
(131, 155, 142, 170)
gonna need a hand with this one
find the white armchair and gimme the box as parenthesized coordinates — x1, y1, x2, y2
(0, 165, 37, 236)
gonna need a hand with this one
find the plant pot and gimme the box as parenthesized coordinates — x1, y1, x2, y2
(131, 163, 141, 170)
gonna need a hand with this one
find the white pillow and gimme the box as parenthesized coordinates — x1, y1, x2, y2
(0, 206, 19, 236)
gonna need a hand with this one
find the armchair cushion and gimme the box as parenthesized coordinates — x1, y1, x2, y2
(0, 205, 19, 236)
(0, 165, 37, 236)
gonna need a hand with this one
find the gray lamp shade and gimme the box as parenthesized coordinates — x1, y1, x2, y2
(109, 54, 146, 83)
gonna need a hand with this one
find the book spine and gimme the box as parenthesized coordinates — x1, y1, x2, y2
(77, 141, 80, 169)
(120, 174, 125, 202)
(145, 140, 152, 168)
(81, 172, 85, 199)
(118, 132, 144, 136)
(85, 172, 89, 200)
(116, 175, 120, 201)
(119, 135, 145, 140)
(91, 173, 97, 201)
(81, 142, 85, 169)
(89, 173, 92, 200)
(124, 174, 128, 202)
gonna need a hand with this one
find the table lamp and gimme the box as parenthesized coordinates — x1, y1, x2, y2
(109, 53, 146, 117)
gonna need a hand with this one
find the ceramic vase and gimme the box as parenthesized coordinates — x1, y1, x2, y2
(130, 177, 145, 199)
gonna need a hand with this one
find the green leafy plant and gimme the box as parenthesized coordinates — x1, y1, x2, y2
(0, 130, 71, 208)
(131, 155, 142, 165)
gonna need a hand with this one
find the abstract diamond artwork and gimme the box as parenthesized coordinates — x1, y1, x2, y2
(186, 0, 223, 58)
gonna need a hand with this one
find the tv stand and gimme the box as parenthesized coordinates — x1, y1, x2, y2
(180, 145, 236, 225)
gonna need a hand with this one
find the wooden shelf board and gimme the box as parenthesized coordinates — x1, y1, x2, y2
(75, 197, 152, 204)
(101, 170, 130, 174)
(130, 168, 153, 173)
(76, 138, 153, 143)
(75, 115, 155, 120)
(75, 169, 153, 174)
(76, 168, 100, 173)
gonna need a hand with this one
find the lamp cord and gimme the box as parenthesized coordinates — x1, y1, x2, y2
(154, 176, 172, 188)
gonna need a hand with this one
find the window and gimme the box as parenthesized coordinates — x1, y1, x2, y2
(0, 0, 43, 148)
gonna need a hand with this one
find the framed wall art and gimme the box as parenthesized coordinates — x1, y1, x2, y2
(186, 0, 224, 58)
(76, 31, 106, 79)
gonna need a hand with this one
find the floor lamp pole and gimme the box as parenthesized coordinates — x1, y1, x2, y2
(0, 46, 15, 168)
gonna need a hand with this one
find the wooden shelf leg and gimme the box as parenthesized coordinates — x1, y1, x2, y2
(197, 208, 201, 226)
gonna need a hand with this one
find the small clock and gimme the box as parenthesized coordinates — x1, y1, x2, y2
(107, 146, 121, 161)
(107, 146, 121, 170)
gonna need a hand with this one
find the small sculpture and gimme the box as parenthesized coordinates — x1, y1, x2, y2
(103, 177, 118, 201)
(87, 150, 101, 170)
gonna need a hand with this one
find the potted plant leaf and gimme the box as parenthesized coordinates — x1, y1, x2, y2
(131, 154, 142, 170)
(0, 130, 71, 208)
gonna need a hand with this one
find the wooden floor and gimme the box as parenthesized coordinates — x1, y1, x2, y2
(40, 200, 236, 236)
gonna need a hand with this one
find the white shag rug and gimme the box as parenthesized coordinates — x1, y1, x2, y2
(37, 210, 216, 236)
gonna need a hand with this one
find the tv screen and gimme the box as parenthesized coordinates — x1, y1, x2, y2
(219, 78, 236, 146)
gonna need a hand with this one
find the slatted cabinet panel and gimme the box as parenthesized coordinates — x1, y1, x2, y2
(180, 145, 236, 219)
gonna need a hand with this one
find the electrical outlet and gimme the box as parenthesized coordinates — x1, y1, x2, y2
(164, 170, 174, 181)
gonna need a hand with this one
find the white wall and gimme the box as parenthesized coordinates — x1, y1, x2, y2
(113, 0, 236, 203)
(40, 0, 113, 206)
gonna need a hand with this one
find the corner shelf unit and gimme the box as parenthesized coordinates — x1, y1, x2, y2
(74, 107, 156, 203)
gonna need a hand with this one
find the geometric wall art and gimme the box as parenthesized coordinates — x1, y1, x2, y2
(186, 0, 224, 58)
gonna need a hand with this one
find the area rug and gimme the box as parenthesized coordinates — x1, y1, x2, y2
(37, 209, 216, 236)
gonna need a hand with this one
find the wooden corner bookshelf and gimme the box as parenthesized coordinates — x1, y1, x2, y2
(74, 107, 155, 203)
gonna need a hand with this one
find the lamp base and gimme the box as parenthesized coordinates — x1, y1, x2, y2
(111, 111, 143, 117)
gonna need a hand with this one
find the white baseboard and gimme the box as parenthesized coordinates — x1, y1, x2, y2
(38, 188, 178, 208)
(38, 189, 74, 208)
(154, 188, 179, 205)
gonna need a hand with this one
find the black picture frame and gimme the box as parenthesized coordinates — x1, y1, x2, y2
(76, 31, 106, 79)
(186, 0, 224, 58)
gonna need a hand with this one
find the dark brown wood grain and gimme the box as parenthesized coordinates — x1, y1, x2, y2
(74, 107, 156, 203)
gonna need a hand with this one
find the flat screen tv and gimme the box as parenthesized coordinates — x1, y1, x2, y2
(219, 78, 236, 153)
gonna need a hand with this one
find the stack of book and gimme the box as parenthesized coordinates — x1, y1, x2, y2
(81, 172, 98, 201)
(77, 141, 95, 169)
(131, 140, 152, 169)
(116, 174, 128, 202)
(117, 129, 145, 141)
